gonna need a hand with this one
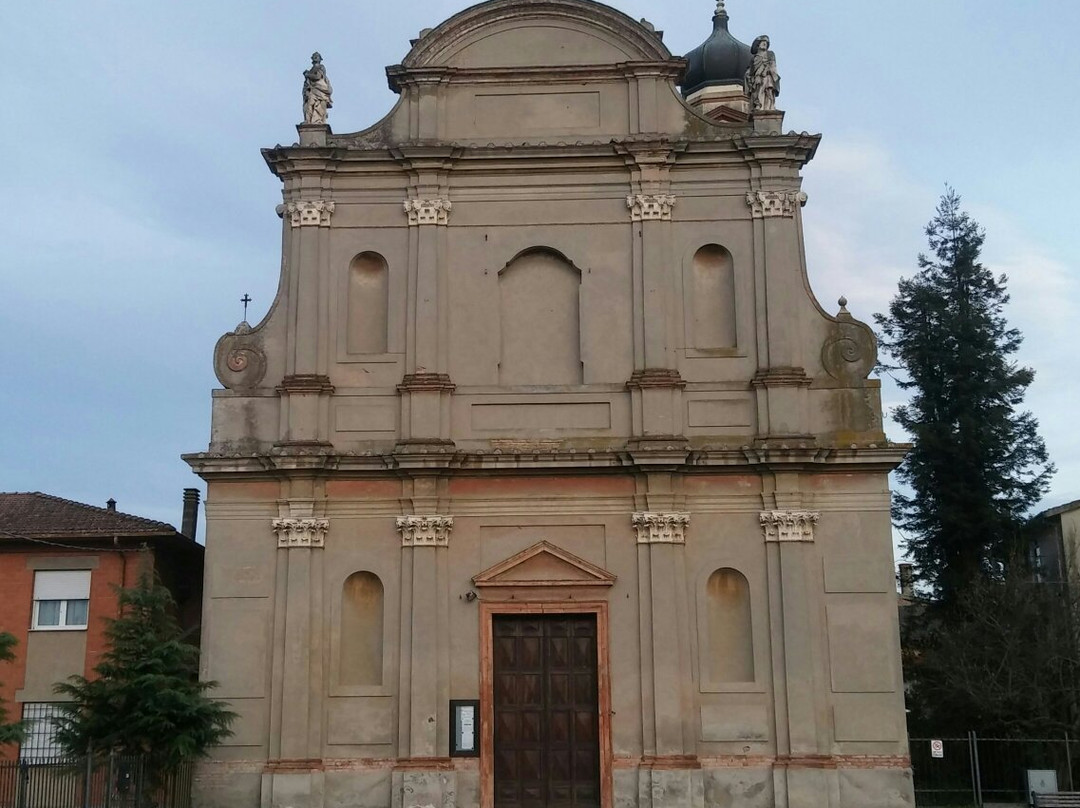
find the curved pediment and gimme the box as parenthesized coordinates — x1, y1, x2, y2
(402, 0, 671, 70)
(473, 541, 616, 588)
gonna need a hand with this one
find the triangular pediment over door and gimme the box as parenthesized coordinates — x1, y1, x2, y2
(472, 541, 616, 589)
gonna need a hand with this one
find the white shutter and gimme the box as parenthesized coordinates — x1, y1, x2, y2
(33, 570, 91, 600)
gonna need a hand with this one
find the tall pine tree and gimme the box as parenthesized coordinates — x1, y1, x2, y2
(53, 574, 234, 774)
(875, 189, 1053, 600)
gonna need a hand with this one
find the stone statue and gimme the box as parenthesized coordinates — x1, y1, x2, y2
(302, 52, 333, 125)
(745, 35, 780, 112)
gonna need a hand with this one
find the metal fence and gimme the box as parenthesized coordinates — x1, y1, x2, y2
(912, 734, 1078, 806)
(0, 755, 192, 808)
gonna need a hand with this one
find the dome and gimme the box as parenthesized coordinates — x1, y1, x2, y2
(680, 4, 752, 97)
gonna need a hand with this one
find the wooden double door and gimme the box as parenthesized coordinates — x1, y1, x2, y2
(492, 614, 601, 808)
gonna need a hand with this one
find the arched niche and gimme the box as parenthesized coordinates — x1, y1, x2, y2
(498, 248, 582, 385)
(690, 244, 736, 350)
(706, 568, 754, 683)
(346, 252, 389, 354)
(340, 571, 384, 687)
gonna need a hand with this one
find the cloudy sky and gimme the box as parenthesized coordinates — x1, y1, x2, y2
(1, 0, 1076, 550)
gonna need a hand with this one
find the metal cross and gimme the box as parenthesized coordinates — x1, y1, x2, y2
(241, 294, 252, 320)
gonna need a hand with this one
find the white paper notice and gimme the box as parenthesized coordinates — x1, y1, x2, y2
(460, 706, 475, 750)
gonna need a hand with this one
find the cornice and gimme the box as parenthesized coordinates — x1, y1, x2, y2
(183, 442, 909, 478)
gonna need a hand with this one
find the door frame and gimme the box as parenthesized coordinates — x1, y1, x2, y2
(479, 601, 613, 808)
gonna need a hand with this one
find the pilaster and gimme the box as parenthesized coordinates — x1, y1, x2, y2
(620, 143, 687, 447)
(395, 148, 458, 450)
(395, 512, 454, 808)
(760, 491, 827, 808)
(264, 499, 327, 808)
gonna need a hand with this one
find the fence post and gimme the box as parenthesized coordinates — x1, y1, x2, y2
(84, 744, 94, 808)
(1068, 731, 1075, 791)
(970, 731, 984, 807)
(16, 760, 28, 808)
(105, 750, 114, 808)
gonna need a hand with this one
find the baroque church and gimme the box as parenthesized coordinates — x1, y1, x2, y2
(185, 1, 913, 807)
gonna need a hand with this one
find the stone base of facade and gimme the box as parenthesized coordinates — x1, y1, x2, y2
(194, 760, 912, 808)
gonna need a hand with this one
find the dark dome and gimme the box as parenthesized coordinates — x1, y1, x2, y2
(681, 8, 752, 97)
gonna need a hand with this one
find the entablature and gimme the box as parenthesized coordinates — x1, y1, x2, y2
(182, 441, 909, 480)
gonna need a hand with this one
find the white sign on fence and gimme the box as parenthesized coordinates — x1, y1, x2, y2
(930, 739, 944, 759)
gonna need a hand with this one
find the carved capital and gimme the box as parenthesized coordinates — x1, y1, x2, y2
(404, 197, 451, 226)
(759, 510, 819, 542)
(627, 194, 676, 222)
(396, 515, 454, 547)
(632, 512, 690, 544)
(745, 190, 807, 218)
(277, 200, 335, 227)
(272, 518, 329, 548)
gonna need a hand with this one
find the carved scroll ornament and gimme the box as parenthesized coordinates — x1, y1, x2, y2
(213, 320, 267, 390)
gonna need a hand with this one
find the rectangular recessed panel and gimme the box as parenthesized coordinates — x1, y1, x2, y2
(474, 92, 601, 136)
(827, 601, 897, 693)
(687, 398, 752, 428)
(471, 402, 610, 432)
(335, 402, 396, 433)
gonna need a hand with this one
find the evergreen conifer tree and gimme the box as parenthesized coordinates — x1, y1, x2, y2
(0, 632, 25, 746)
(53, 574, 234, 773)
(875, 189, 1053, 600)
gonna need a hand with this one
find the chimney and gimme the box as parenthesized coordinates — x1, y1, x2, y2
(181, 488, 201, 541)
(106, 498, 116, 512)
(898, 563, 915, 598)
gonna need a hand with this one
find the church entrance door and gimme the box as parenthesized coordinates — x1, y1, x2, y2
(492, 613, 601, 808)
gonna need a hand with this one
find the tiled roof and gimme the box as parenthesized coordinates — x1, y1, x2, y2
(0, 492, 178, 540)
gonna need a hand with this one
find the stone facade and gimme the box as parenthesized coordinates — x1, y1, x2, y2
(185, 2, 913, 806)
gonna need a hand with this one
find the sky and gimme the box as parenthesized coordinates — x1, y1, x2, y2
(1, 0, 1077, 549)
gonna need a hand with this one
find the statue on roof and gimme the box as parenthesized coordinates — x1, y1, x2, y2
(302, 52, 333, 125)
(745, 35, 779, 112)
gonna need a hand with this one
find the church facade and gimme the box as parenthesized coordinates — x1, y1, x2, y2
(185, 2, 914, 807)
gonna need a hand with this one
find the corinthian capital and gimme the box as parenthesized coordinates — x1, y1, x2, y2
(272, 517, 329, 548)
(632, 512, 690, 544)
(276, 200, 335, 227)
(396, 515, 454, 547)
(404, 197, 452, 226)
(627, 194, 676, 222)
(745, 190, 807, 218)
(759, 510, 819, 542)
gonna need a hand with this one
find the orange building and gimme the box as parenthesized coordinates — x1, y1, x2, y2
(0, 492, 204, 760)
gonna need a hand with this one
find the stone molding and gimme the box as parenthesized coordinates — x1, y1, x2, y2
(277, 200, 335, 227)
(745, 190, 807, 219)
(627, 194, 676, 222)
(626, 368, 686, 390)
(396, 372, 456, 393)
(276, 374, 335, 395)
(396, 515, 454, 547)
(759, 510, 819, 543)
(632, 512, 690, 544)
(272, 518, 329, 548)
(404, 197, 451, 226)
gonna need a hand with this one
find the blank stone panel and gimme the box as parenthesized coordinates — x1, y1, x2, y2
(826, 601, 896, 693)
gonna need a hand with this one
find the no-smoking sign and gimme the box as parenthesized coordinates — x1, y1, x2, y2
(930, 739, 944, 758)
